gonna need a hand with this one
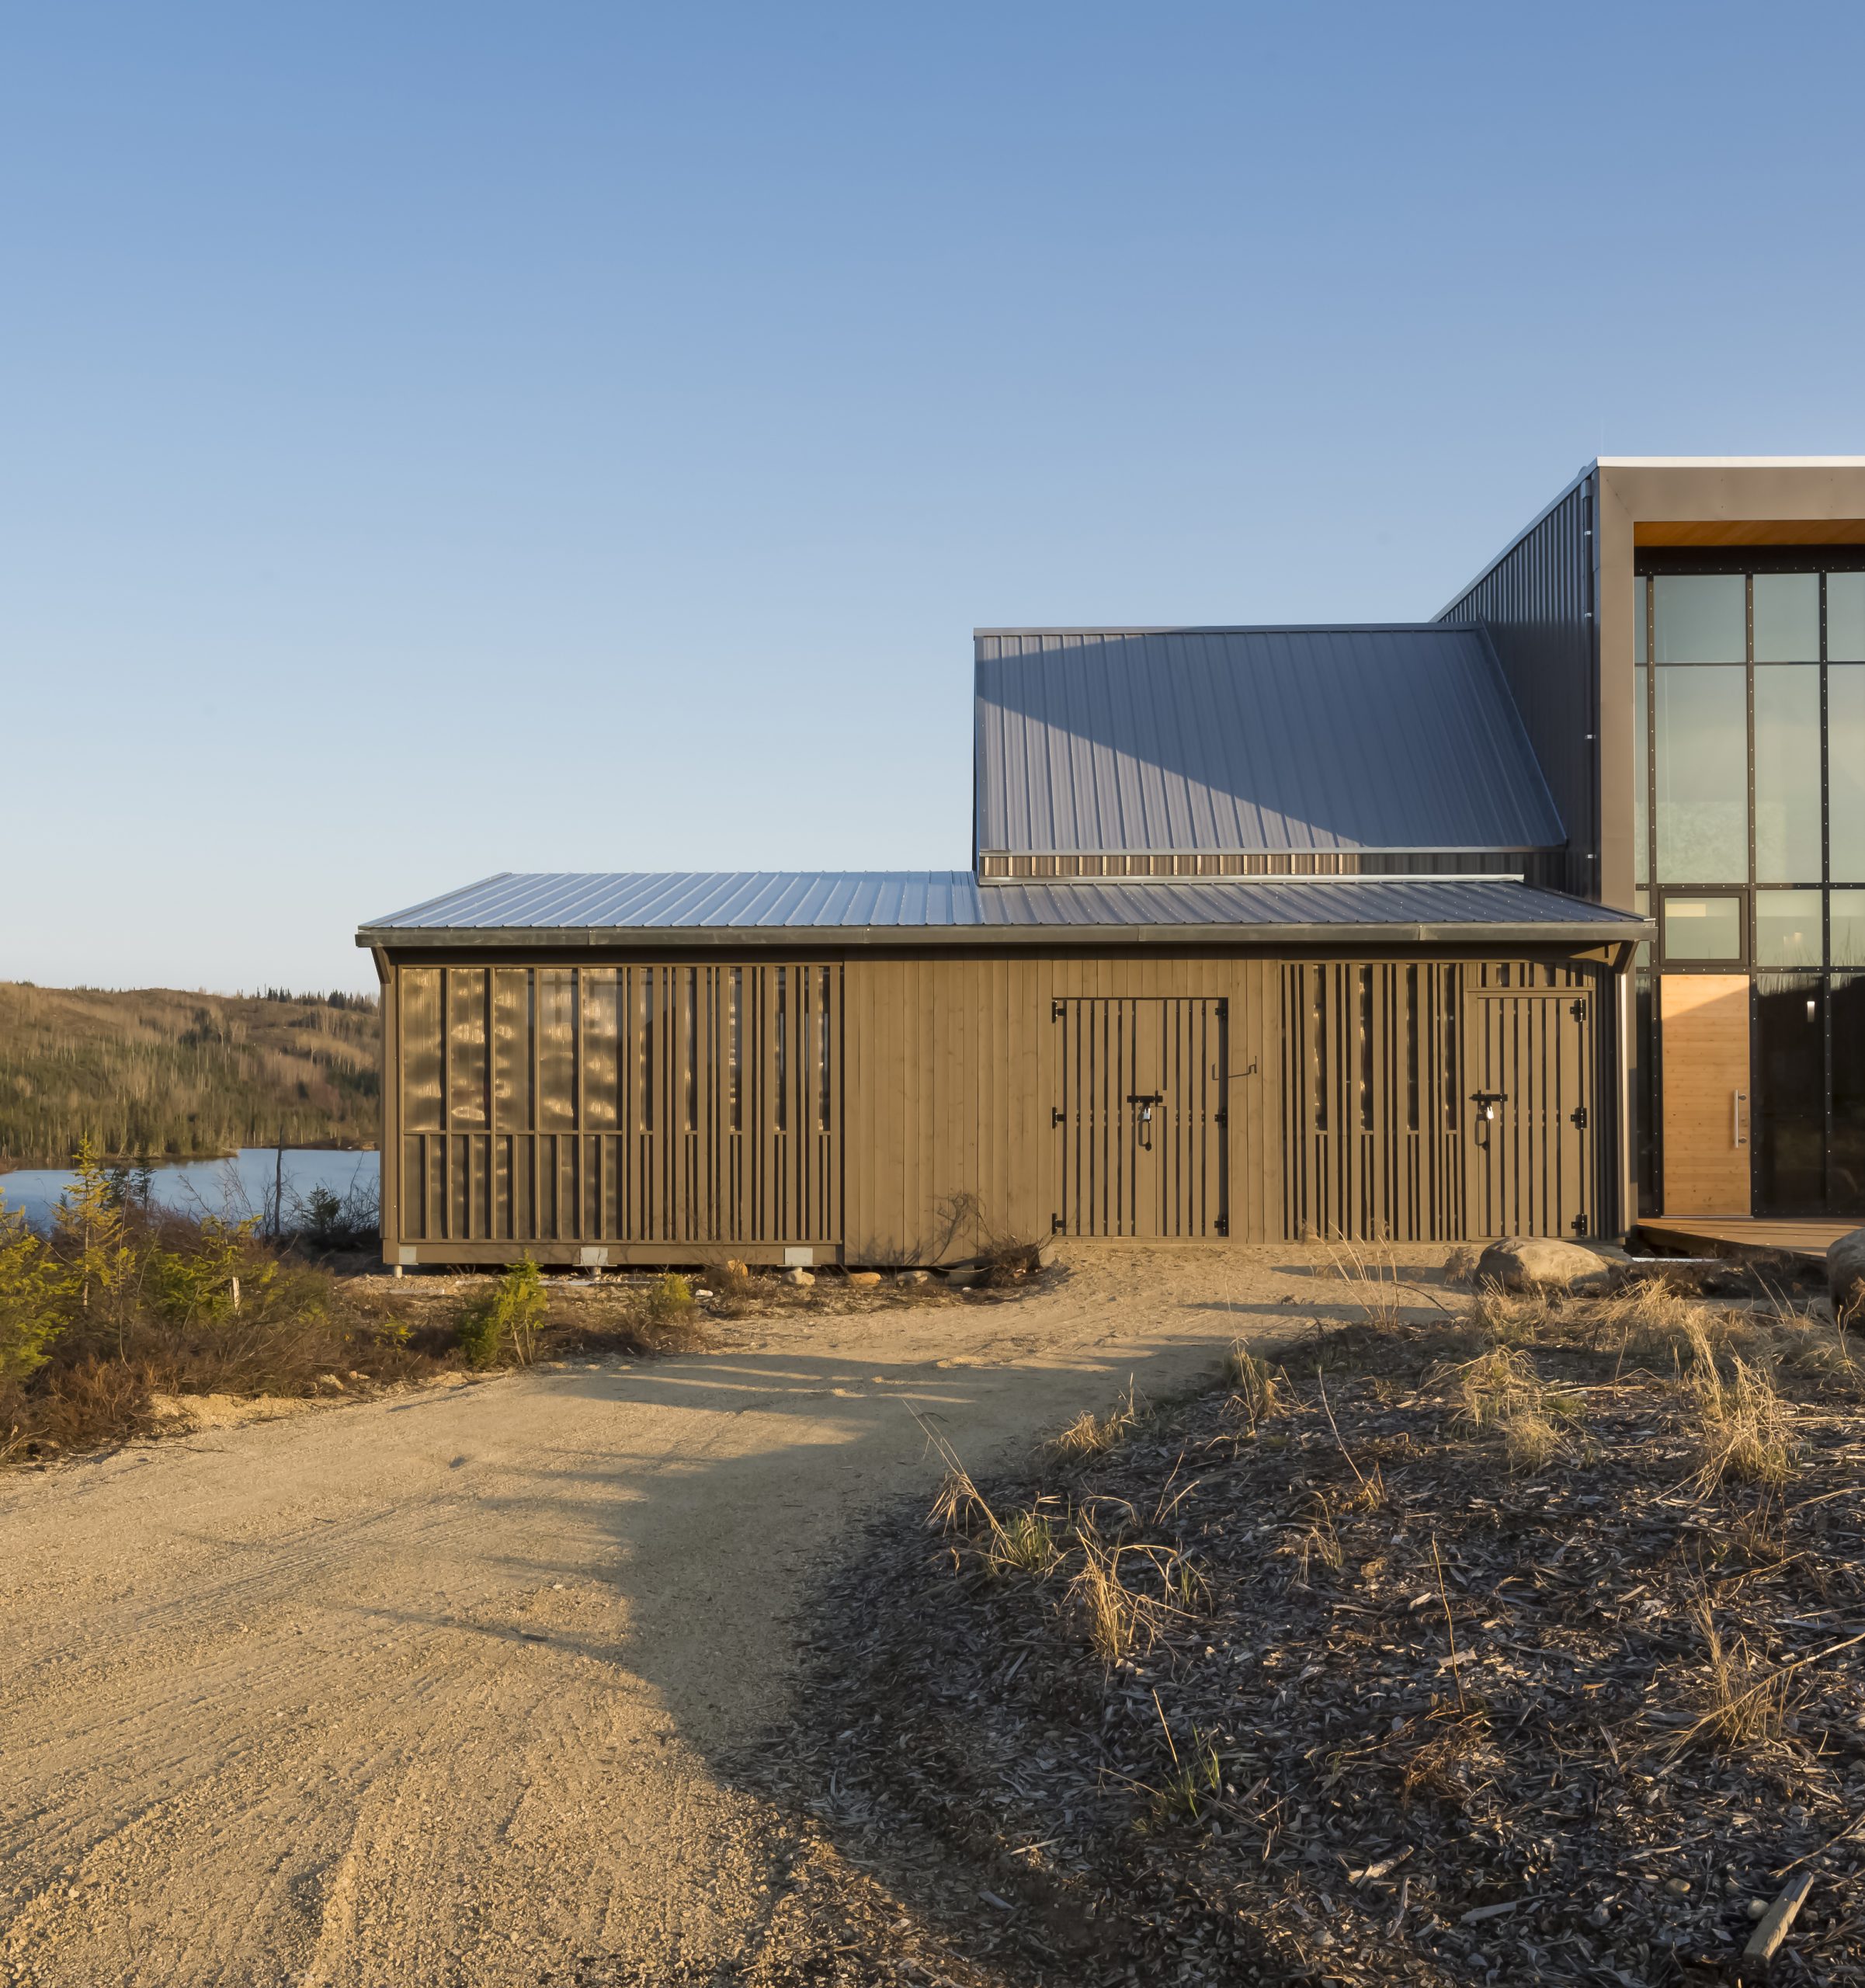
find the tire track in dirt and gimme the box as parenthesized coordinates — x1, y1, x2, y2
(0, 1246, 1381, 1986)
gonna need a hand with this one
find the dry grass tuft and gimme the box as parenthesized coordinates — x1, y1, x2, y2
(1671, 1598, 1794, 1753)
(1468, 1283, 1555, 1345)
(1049, 1381, 1146, 1463)
(1681, 1327, 1794, 1492)
(1327, 1239, 1408, 1332)
(1442, 1242, 1484, 1286)
(990, 1505, 1061, 1578)
(1435, 1343, 1582, 1471)
(1224, 1343, 1282, 1428)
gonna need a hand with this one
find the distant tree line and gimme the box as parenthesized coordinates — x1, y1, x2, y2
(0, 983, 381, 1168)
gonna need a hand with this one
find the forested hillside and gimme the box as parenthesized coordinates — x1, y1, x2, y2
(0, 984, 380, 1166)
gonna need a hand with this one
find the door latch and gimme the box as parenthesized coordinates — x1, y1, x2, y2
(1126, 1092, 1164, 1150)
(1470, 1090, 1507, 1149)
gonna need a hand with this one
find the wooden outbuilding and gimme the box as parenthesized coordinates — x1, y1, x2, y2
(360, 621, 1644, 1266)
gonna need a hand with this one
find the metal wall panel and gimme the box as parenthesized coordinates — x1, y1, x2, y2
(1438, 476, 1599, 900)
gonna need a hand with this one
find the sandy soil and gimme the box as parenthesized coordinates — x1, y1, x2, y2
(0, 1242, 1443, 1987)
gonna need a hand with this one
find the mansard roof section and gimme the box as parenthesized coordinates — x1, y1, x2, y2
(973, 624, 1566, 860)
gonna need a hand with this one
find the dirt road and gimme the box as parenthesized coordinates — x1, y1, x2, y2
(0, 1246, 1387, 1986)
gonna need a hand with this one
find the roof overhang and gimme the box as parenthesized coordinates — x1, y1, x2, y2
(359, 916, 1649, 953)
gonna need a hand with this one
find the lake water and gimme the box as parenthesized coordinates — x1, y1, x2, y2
(0, 1148, 380, 1229)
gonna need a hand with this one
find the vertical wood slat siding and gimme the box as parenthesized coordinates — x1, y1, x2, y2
(394, 963, 839, 1246)
(840, 956, 1273, 1262)
(1464, 980, 1596, 1240)
(389, 949, 1610, 1260)
(1437, 477, 1598, 902)
(1278, 958, 1601, 1242)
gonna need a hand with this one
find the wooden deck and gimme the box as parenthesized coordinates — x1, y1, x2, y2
(1633, 1217, 1854, 1266)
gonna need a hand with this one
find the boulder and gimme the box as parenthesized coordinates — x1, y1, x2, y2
(896, 1269, 931, 1286)
(724, 1259, 750, 1281)
(845, 1270, 882, 1288)
(780, 1267, 815, 1288)
(1828, 1228, 1865, 1325)
(1036, 1241, 1059, 1270)
(1475, 1236, 1617, 1295)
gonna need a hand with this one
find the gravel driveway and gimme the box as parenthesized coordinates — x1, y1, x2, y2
(0, 1245, 1370, 1986)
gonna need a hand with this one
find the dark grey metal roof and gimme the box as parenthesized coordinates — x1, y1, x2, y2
(973, 625, 1565, 858)
(359, 871, 1643, 949)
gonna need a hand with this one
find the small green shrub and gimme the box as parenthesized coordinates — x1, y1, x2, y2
(0, 1208, 66, 1382)
(643, 1273, 694, 1328)
(457, 1257, 548, 1369)
(146, 1217, 262, 1327)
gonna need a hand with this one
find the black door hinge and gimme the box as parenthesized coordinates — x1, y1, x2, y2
(1570, 1105, 1588, 1129)
(1214, 1110, 1228, 1127)
(1571, 999, 1587, 1023)
(1571, 1211, 1589, 1236)
(1214, 1215, 1229, 1236)
(1052, 1107, 1065, 1128)
(1051, 1211, 1064, 1234)
(1052, 999, 1066, 1020)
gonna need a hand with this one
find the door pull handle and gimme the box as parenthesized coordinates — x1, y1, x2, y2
(1733, 1090, 1749, 1149)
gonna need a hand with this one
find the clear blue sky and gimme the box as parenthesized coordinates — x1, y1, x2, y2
(10, 2, 1864, 992)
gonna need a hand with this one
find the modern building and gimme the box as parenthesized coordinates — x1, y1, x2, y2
(358, 457, 1865, 1267)
(1442, 457, 1865, 1225)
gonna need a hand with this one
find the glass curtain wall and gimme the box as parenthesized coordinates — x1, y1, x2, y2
(1634, 564, 1865, 1217)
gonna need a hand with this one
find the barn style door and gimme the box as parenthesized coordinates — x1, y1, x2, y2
(1052, 997, 1228, 1239)
(1462, 979, 1595, 1241)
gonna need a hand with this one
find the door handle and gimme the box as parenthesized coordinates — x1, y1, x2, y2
(1127, 1092, 1162, 1150)
(1733, 1089, 1749, 1149)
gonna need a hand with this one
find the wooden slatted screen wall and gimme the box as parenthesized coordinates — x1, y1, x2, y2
(397, 964, 841, 1246)
(1054, 998, 1228, 1238)
(1280, 961, 1601, 1242)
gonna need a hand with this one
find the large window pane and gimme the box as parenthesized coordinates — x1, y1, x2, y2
(1752, 572, 1819, 661)
(1634, 665, 1649, 885)
(1753, 665, 1822, 881)
(1832, 975, 1865, 1216)
(1662, 893, 1743, 962)
(1756, 888, 1822, 967)
(1829, 573, 1865, 663)
(1833, 890, 1865, 968)
(1754, 975, 1825, 1217)
(1655, 666, 1749, 881)
(1654, 574, 1745, 662)
(1833, 666, 1865, 881)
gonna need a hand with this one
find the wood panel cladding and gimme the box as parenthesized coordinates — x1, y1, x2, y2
(384, 947, 1618, 1263)
(395, 962, 839, 1247)
(1280, 960, 1603, 1242)
(1659, 973, 1752, 1217)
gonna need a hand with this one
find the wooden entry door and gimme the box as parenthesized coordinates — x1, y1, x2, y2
(1463, 983, 1596, 1240)
(1661, 975, 1751, 1216)
(1053, 997, 1228, 1239)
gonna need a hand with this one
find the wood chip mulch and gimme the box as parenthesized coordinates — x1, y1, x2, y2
(753, 1310, 1865, 1986)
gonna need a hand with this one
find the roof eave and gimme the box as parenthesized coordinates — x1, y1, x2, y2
(358, 918, 1648, 952)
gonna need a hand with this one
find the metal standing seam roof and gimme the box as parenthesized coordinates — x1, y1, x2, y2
(973, 625, 1566, 858)
(358, 871, 1645, 947)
